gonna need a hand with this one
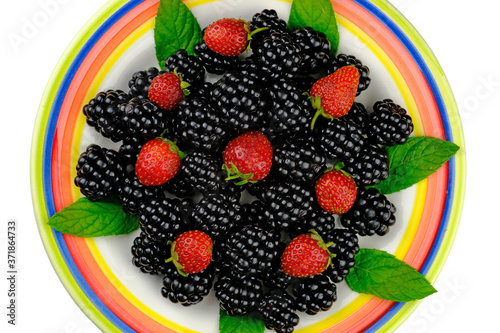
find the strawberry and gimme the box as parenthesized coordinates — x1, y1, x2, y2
(204, 18, 251, 56)
(315, 165, 357, 215)
(281, 231, 333, 277)
(148, 71, 190, 111)
(310, 65, 360, 129)
(167, 230, 213, 275)
(135, 137, 185, 186)
(222, 130, 273, 185)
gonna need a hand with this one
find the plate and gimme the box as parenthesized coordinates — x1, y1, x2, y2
(31, 0, 466, 332)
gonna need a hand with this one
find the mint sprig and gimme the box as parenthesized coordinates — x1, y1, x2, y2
(287, 0, 340, 55)
(219, 309, 265, 333)
(47, 196, 139, 237)
(370, 136, 460, 194)
(345, 248, 437, 302)
(154, 0, 202, 69)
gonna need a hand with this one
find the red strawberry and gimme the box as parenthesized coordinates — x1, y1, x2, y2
(310, 65, 360, 128)
(148, 72, 190, 111)
(204, 18, 251, 56)
(315, 166, 357, 215)
(167, 230, 213, 275)
(135, 138, 185, 186)
(281, 231, 332, 277)
(222, 131, 273, 184)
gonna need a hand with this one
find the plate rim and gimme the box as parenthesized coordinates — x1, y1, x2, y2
(30, 0, 466, 332)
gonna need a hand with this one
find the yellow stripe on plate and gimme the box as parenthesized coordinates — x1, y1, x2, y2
(74, 17, 197, 332)
(73, 4, 432, 333)
(297, 14, 426, 332)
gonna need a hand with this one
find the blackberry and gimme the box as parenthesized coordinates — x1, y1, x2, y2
(116, 173, 165, 216)
(163, 49, 205, 87)
(193, 39, 239, 75)
(244, 172, 275, 198)
(292, 274, 337, 315)
(324, 229, 360, 283)
(237, 56, 277, 89)
(131, 232, 169, 275)
(261, 243, 297, 290)
(252, 31, 303, 81)
(257, 289, 299, 333)
(212, 240, 230, 275)
(261, 265, 297, 291)
(292, 27, 331, 75)
(368, 99, 414, 146)
(190, 192, 243, 241)
(249, 9, 288, 48)
(341, 102, 370, 132)
(221, 224, 281, 277)
(119, 106, 176, 166)
(211, 72, 270, 133)
(340, 187, 396, 236)
(343, 142, 389, 186)
(161, 264, 214, 306)
(273, 135, 325, 184)
(174, 98, 228, 153)
(74, 145, 125, 202)
(265, 81, 313, 139)
(313, 117, 365, 161)
(118, 135, 144, 165)
(181, 151, 241, 197)
(163, 172, 196, 198)
(288, 201, 336, 241)
(241, 200, 272, 227)
(138, 197, 193, 243)
(190, 81, 213, 102)
(326, 54, 371, 95)
(82, 90, 130, 142)
(121, 97, 166, 142)
(128, 67, 162, 98)
(290, 76, 316, 94)
(258, 182, 315, 231)
(215, 268, 263, 316)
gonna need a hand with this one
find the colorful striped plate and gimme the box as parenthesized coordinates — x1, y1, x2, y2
(31, 0, 466, 332)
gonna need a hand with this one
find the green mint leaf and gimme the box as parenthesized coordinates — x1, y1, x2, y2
(219, 309, 265, 333)
(287, 0, 339, 55)
(345, 248, 437, 302)
(154, 0, 202, 69)
(47, 196, 139, 237)
(371, 136, 460, 194)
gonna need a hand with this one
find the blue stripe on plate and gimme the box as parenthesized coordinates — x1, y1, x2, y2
(40, 0, 460, 331)
(353, 0, 457, 331)
(42, 1, 145, 332)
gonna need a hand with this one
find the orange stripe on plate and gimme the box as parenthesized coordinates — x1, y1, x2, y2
(52, 1, 175, 332)
(49, 0, 450, 331)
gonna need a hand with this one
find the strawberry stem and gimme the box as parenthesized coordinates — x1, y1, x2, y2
(173, 261, 188, 277)
(334, 162, 345, 171)
(173, 67, 191, 96)
(248, 27, 269, 39)
(334, 161, 354, 178)
(322, 167, 334, 174)
(310, 95, 334, 130)
(309, 230, 336, 267)
(159, 129, 169, 138)
(310, 110, 322, 130)
(310, 108, 334, 130)
(223, 162, 255, 185)
(162, 138, 186, 160)
(166, 240, 188, 277)
(246, 27, 269, 52)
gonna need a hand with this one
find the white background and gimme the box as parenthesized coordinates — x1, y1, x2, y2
(0, 0, 497, 332)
